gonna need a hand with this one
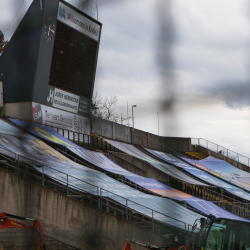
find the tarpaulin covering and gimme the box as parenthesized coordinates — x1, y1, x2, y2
(0, 119, 206, 229)
(185, 200, 249, 221)
(185, 156, 250, 191)
(8, 119, 248, 222)
(10, 119, 204, 197)
(145, 148, 250, 202)
(103, 139, 207, 186)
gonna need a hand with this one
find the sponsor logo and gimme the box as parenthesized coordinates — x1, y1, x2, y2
(67, 13, 98, 37)
(32, 103, 43, 123)
(59, 5, 66, 20)
(47, 89, 54, 103)
(34, 127, 74, 147)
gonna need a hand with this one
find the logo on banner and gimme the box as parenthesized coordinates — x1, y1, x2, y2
(47, 89, 54, 103)
(59, 5, 66, 20)
(34, 127, 74, 147)
(32, 103, 43, 123)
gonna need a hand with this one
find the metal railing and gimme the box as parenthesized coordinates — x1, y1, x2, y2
(0, 145, 197, 238)
(192, 138, 250, 167)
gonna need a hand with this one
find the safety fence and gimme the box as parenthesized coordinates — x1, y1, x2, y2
(192, 138, 250, 168)
(0, 145, 198, 241)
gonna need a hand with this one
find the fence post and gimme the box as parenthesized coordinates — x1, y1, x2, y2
(217, 145, 218, 153)
(152, 210, 154, 232)
(67, 175, 69, 195)
(126, 199, 128, 221)
(42, 166, 44, 186)
(17, 155, 20, 176)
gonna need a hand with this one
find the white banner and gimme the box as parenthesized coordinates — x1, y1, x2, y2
(32, 103, 90, 134)
(57, 2, 100, 42)
(52, 88, 79, 114)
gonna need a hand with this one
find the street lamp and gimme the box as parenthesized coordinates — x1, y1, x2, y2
(132, 105, 137, 144)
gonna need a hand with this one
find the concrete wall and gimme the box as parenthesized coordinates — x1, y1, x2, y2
(106, 151, 147, 177)
(0, 229, 78, 249)
(107, 151, 169, 184)
(92, 116, 131, 143)
(4, 102, 32, 121)
(0, 168, 168, 250)
(194, 145, 250, 173)
(92, 116, 191, 153)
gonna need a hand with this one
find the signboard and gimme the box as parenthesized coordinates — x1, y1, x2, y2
(32, 102, 90, 134)
(57, 1, 100, 42)
(46, 86, 90, 117)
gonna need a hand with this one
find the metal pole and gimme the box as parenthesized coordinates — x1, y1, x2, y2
(132, 107, 134, 144)
(42, 166, 44, 186)
(132, 105, 136, 145)
(157, 112, 159, 136)
(67, 175, 69, 195)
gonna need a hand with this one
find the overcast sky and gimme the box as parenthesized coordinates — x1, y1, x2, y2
(1, 0, 250, 158)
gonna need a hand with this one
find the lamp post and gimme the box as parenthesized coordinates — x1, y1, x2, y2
(132, 105, 137, 145)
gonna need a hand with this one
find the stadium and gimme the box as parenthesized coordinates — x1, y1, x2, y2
(0, 0, 250, 249)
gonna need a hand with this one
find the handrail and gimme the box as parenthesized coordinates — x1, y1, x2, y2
(191, 138, 250, 168)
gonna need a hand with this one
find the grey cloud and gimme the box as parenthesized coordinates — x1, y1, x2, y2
(209, 82, 250, 109)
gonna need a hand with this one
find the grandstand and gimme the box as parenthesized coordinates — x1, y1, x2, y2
(1, 0, 250, 249)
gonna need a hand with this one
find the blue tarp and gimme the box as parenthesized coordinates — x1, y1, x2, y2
(145, 148, 250, 202)
(186, 200, 249, 221)
(185, 156, 250, 190)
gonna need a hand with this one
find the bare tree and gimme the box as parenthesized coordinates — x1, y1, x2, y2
(102, 95, 119, 122)
(91, 92, 103, 118)
(0, 31, 8, 55)
(91, 92, 119, 122)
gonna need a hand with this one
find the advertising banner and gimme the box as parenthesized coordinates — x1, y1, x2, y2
(31, 103, 90, 134)
(186, 156, 250, 189)
(10, 119, 77, 148)
(145, 148, 250, 201)
(58, 1, 100, 42)
(46, 86, 90, 117)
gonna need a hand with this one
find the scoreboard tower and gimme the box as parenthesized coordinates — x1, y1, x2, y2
(0, 0, 102, 134)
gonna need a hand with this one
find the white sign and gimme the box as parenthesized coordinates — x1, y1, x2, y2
(57, 2, 100, 42)
(52, 88, 79, 114)
(32, 103, 90, 134)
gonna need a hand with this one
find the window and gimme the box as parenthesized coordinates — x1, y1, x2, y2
(239, 224, 250, 250)
(205, 222, 226, 250)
